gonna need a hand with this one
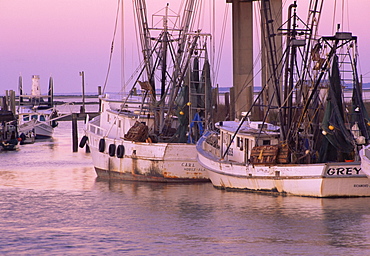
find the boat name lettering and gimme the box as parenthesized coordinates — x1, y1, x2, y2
(326, 167, 361, 176)
(181, 162, 195, 167)
(183, 167, 205, 172)
(354, 184, 369, 187)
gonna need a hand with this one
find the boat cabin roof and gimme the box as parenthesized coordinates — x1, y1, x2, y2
(215, 121, 280, 138)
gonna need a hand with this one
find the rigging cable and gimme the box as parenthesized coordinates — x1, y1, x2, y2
(211, 0, 215, 84)
(233, 0, 286, 112)
(132, 0, 145, 84)
(121, 0, 125, 93)
(214, 3, 229, 86)
(331, 0, 337, 34)
(102, 0, 121, 94)
(342, 0, 345, 31)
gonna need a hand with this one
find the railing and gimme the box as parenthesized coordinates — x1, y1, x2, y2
(88, 118, 106, 136)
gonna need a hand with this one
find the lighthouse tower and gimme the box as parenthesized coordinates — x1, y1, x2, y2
(31, 75, 41, 96)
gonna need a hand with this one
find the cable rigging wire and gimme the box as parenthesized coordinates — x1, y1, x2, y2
(121, 0, 125, 93)
(331, 0, 337, 34)
(102, 0, 121, 94)
(214, 3, 229, 87)
(232, 0, 294, 113)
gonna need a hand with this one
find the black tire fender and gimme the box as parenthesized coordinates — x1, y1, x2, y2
(116, 145, 125, 158)
(99, 138, 105, 152)
(79, 135, 88, 148)
(109, 144, 116, 157)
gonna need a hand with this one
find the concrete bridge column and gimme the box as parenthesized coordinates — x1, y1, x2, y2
(227, 0, 254, 120)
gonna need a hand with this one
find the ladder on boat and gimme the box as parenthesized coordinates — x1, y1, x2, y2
(188, 34, 212, 142)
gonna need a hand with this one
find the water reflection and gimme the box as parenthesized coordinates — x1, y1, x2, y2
(1, 121, 370, 254)
(93, 179, 370, 253)
(321, 198, 370, 248)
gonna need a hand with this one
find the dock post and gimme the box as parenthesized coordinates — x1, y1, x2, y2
(9, 90, 16, 115)
(98, 86, 102, 112)
(86, 144, 90, 153)
(72, 113, 78, 152)
(229, 87, 235, 120)
(84, 115, 91, 153)
(225, 92, 230, 121)
(79, 71, 85, 113)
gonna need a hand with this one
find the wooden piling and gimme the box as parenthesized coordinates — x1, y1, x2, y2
(225, 92, 230, 121)
(83, 114, 91, 153)
(85, 144, 90, 153)
(98, 86, 102, 112)
(72, 113, 78, 152)
(9, 90, 16, 115)
(229, 87, 235, 120)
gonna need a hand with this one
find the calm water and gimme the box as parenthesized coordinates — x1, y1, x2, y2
(1, 121, 370, 255)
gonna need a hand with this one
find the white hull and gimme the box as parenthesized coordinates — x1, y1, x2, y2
(86, 117, 208, 182)
(197, 134, 370, 197)
(19, 119, 54, 139)
(17, 107, 55, 139)
(34, 121, 54, 138)
(360, 146, 370, 178)
(83, 5, 215, 182)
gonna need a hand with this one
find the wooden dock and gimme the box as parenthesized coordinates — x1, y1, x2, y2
(58, 111, 100, 121)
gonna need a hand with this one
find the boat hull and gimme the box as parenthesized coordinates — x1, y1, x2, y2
(360, 146, 370, 178)
(34, 121, 53, 139)
(18, 115, 54, 139)
(197, 138, 370, 197)
(1, 140, 19, 151)
(87, 131, 209, 182)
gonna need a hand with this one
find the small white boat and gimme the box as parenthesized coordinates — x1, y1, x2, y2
(17, 75, 58, 139)
(17, 108, 57, 139)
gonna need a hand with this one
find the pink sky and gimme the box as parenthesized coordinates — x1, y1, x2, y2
(0, 0, 369, 95)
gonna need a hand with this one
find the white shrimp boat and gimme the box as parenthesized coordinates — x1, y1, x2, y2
(197, 121, 370, 197)
(197, 2, 370, 197)
(83, 1, 213, 182)
(360, 146, 370, 178)
(85, 95, 208, 182)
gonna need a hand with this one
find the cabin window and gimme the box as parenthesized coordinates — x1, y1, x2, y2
(263, 140, 270, 145)
(40, 115, 46, 121)
(31, 115, 38, 120)
(107, 114, 110, 123)
(222, 133, 228, 144)
(237, 137, 243, 150)
(23, 115, 29, 121)
(244, 138, 249, 163)
(118, 120, 121, 128)
(258, 124, 267, 129)
(224, 134, 231, 145)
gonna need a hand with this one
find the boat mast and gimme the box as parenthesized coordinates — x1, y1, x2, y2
(260, 0, 285, 140)
(166, 0, 198, 115)
(161, 4, 169, 99)
(133, 0, 155, 98)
